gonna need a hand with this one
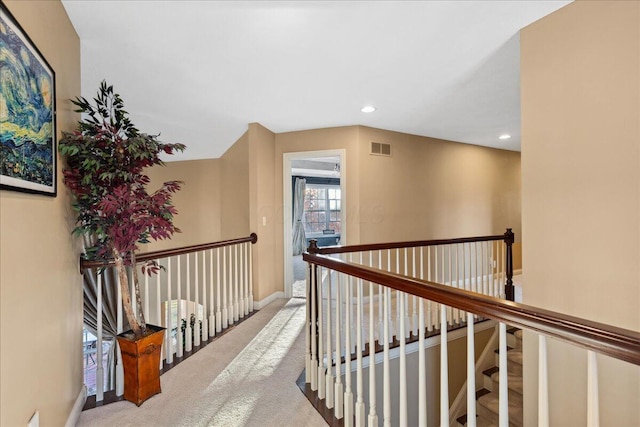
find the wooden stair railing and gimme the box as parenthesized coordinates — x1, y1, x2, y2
(81, 233, 258, 408)
(302, 242, 640, 427)
(309, 228, 515, 301)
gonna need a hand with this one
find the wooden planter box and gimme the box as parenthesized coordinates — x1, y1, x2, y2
(116, 324, 166, 406)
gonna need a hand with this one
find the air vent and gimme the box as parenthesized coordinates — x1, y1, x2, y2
(370, 141, 392, 157)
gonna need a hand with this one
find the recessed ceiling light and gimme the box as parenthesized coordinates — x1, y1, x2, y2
(499, 134, 511, 140)
(361, 105, 376, 113)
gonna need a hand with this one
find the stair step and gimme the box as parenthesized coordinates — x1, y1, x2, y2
(506, 327, 523, 350)
(490, 371, 523, 397)
(477, 390, 523, 427)
(494, 348, 522, 376)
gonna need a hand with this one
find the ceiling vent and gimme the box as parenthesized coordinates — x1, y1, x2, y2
(370, 141, 392, 157)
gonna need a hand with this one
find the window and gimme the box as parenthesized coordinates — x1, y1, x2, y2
(304, 184, 341, 235)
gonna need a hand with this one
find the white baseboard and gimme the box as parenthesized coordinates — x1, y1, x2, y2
(253, 292, 285, 309)
(65, 385, 87, 427)
(514, 268, 523, 276)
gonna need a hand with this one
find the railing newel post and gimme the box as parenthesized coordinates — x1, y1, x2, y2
(504, 228, 515, 301)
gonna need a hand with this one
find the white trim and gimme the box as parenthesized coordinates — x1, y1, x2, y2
(253, 292, 285, 310)
(65, 385, 87, 427)
(283, 149, 347, 298)
(513, 268, 523, 276)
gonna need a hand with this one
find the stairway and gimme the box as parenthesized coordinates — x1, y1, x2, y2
(457, 328, 523, 427)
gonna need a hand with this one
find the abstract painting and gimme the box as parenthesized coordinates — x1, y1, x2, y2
(0, 4, 56, 196)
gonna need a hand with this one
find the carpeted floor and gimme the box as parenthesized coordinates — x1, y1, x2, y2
(77, 298, 326, 427)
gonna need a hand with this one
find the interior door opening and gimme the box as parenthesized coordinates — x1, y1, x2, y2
(283, 150, 346, 298)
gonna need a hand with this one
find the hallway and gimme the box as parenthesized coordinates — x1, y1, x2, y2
(78, 298, 325, 426)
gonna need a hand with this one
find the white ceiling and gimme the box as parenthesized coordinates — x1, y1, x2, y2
(61, 1, 571, 162)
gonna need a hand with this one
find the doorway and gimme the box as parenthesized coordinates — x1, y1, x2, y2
(283, 149, 346, 298)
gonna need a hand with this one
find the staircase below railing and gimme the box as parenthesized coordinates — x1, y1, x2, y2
(302, 231, 640, 427)
(81, 233, 258, 408)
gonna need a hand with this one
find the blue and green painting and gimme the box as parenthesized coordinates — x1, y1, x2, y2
(0, 11, 54, 189)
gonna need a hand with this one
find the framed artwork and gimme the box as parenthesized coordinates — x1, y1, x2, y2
(0, 3, 56, 196)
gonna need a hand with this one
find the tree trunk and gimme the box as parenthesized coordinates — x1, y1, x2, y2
(130, 252, 147, 334)
(113, 247, 141, 337)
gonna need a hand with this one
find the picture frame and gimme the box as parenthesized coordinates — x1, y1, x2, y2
(0, 2, 57, 197)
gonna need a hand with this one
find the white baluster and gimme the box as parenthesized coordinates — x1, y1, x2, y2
(178, 255, 184, 357)
(387, 250, 395, 343)
(355, 274, 365, 427)
(418, 296, 426, 427)
(201, 251, 208, 342)
(185, 253, 192, 352)
(310, 263, 317, 390)
(209, 249, 215, 338)
(156, 261, 162, 369)
(344, 273, 354, 427)
(326, 270, 335, 409)
(318, 266, 326, 400)
(233, 244, 239, 323)
(467, 312, 476, 427)
(194, 252, 201, 348)
(538, 335, 549, 427)
(499, 323, 509, 427)
(399, 291, 407, 427)
(427, 247, 433, 331)
(216, 248, 222, 333)
(587, 351, 600, 427)
(248, 241, 254, 312)
(115, 270, 124, 396)
(234, 244, 244, 321)
(440, 303, 449, 427)
(368, 280, 378, 427)
(474, 242, 479, 294)
(96, 272, 104, 402)
(378, 252, 384, 342)
(335, 272, 344, 419)
(412, 248, 417, 336)
(228, 245, 234, 326)
(434, 247, 439, 331)
(396, 249, 401, 338)
(222, 247, 228, 329)
(447, 246, 453, 326)
(144, 267, 149, 325)
(404, 249, 410, 339)
(244, 242, 250, 316)
(305, 262, 311, 384)
(166, 258, 173, 365)
(383, 285, 391, 427)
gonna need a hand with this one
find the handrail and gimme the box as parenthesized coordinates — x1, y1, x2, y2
(309, 228, 516, 301)
(309, 229, 513, 254)
(302, 251, 640, 366)
(80, 232, 258, 271)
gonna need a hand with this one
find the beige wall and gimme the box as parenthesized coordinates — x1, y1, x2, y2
(220, 131, 250, 239)
(145, 159, 221, 251)
(248, 123, 277, 301)
(357, 126, 521, 244)
(272, 125, 521, 294)
(521, 1, 640, 425)
(274, 126, 362, 289)
(0, 1, 83, 426)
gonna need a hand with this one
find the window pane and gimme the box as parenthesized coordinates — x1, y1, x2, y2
(316, 199, 326, 210)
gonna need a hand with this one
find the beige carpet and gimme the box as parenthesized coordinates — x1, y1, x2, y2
(77, 298, 326, 427)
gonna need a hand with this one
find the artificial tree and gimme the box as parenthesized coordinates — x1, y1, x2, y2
(60, 81, 185, 338)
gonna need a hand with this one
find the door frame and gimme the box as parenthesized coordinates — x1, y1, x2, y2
(283, 149, 347, 298)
